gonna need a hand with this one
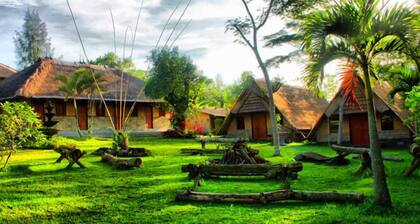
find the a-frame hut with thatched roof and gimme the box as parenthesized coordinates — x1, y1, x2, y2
(308, 81, 414, 147)
(0, 58, 171, 135)
(218, 80, 328, 141)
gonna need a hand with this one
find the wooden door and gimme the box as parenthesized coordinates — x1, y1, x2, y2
(349, 114, 369, 146)
(146, 106, 153, 129)
(77, 101, 88, 130)
(252, 113, 267, 140)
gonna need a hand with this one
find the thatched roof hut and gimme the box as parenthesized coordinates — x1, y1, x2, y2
(218, 80, 328, 141)
(308, 81, 413, 147)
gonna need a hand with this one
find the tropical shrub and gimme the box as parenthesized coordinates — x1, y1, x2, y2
(0, 102, 45, 170)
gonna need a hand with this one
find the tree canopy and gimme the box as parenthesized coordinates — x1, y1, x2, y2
(0, 102, 45, 170)
(90, 52, 145, 80)
(14, 9, 53, 69)
(144, 47, 198, 129)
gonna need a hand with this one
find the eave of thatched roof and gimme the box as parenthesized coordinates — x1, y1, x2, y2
(0, 58, 161, 103)
(200, 108, 229, 117)
(0, 63, 16, 78)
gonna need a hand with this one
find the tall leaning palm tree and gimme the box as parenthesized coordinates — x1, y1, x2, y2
(57, 68, 100, 137)
(300, 0, 417, 207)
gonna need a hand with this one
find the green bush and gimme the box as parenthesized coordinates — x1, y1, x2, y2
(0, 102, 45, 170)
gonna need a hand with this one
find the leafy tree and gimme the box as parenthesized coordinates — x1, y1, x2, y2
(145, 47, 198, 129)
(222, 71, 256, 108)
(226, 0, 281, 156)
(300, 0, 417, 207)
(0, 102, 45, 171)
(56, 69, 103, 137)
(91, 52, 145, 80)
(405, 86, 420, 136)
(381, 64, 419, 99)
(90, 52, 134, 70)
(189, 74, 224, 111)
(14, 9, 53, 69)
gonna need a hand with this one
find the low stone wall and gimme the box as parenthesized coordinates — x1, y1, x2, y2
(53, 115, 171, 132)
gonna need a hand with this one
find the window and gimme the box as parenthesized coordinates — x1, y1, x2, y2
(95, 102, 105, 117)
(381, 111, 394, 130)
(329, 117, 339, 133)
(236, 116, 245, 130)
(55, 101, 66, 116)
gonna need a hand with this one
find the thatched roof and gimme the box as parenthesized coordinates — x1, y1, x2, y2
(274, 85, 329, 130)
(200, 108, 229, 117)
(309, 80, 414, 137)
(0, 63, 16, 79)
(0, 58, 160, 103)
(219, 80, 328, 134)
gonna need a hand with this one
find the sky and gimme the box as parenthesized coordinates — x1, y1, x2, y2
(0, 0, 416, 85)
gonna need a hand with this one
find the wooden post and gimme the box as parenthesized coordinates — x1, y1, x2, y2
(337, 98, 344, 145)
(327, 116, 331, 146)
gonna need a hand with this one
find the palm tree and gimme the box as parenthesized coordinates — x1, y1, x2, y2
(56, 68, 101, 137)
(300, 0, 417, 207)
(386, 64, 420, 99)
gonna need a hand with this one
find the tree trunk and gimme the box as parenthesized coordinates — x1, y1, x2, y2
(253, 49, 280, 156)
(362, 66, 392, 208)
(72, 98, 83, 138)
(337, 98, 344, 144)
(1, 145, 15, 171)
(176, 189, 366, 204)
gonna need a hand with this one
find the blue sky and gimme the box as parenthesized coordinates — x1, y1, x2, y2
(0, 0, 415, 85)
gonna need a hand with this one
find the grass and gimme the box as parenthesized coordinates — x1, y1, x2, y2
(0, 137, 419, 224)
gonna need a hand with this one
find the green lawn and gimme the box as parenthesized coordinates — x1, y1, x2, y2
(0, 137, 419, 224)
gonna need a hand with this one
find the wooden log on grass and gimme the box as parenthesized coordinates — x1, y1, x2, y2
(332, 144, 403, 162)
(182, 163, 303, 180)
(180, 148, 225, 155)
(101, 153, 142, 170)
(176, 189, 366, 204)
(93, 148, 151, 157)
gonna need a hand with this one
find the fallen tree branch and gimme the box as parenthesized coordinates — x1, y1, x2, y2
(176, 189, 366, 204)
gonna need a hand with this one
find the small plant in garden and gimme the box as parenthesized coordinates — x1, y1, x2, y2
(112, 131, 129, 152)
(0, 102, 45, 171)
